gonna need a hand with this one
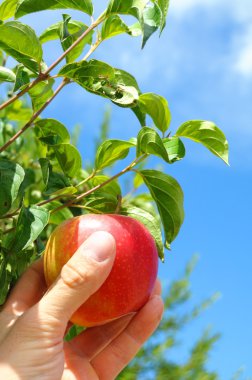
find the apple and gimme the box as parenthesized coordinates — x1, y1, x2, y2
(43, 214, 159, 327)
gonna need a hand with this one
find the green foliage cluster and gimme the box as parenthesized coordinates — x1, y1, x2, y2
(0, 1, 229, 311)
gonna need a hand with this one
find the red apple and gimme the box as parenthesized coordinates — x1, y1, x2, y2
(43, 214, 159, 327)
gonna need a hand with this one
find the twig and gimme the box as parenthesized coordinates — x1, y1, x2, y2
(0, 16, 105, 112)
(0, 80, 68, 153)
(52, 155, 148, 214)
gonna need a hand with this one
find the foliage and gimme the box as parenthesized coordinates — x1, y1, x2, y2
(0, 1, 229, 313)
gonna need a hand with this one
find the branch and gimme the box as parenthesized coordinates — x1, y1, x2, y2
(0, 16, 105, 112)
(0, 80, 68, 153)
(51, 155, 148, 214)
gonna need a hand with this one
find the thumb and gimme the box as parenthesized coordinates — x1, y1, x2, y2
(37, 231, 116, 329)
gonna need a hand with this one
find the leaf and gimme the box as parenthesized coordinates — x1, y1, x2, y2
(137, 127, 169, 162)
(53, 143, 82, 178)
(0, 0, 18, 21)
(163, 136, 185, 163)
(59, 60, 139, 107)
(45, 171, 72, 195)
(89, 176, 121, 199)
(84, 176, 122, 213)
(15, 0, 93, 18)
(39, 158, 72, 194)
(58, 15, 93, 63)
(0, 66, 16, 83)
(121, 205, 164, 260)
(106, 0, 162, 47)
(1, 99, 33, 122)
(13, 64, 30, 92)
(95, 139, 136, 170)
(0, 159, 25, 216)
(0, 21, 43, 73)
(28, 79, 54, 111)
(139, 92, 171, 133)
(141, 1, 162, 47)
(40, 19, 90, 44)
(35, 119, 70, 145)
(101, 15, 134, 40)
(5, 205, 49, 252)
(43, 201, 73, 225)
(139, 169, 184, 246)
(175, 120, 229, 165)
(132, 104, 146, 126)
(0, 254, 11, 305)
(157, 0, 170, 32)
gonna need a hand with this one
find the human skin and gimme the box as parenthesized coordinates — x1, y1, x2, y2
(0, 231, 164, 380)
(44, 214, 159, 327)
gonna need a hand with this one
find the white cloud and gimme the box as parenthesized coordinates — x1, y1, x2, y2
(232, 25, 252, 77)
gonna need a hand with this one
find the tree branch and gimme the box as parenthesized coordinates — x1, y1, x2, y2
(0, 16, 105, 112)
(0, 80, 68, 153)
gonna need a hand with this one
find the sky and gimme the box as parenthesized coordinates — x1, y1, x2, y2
(3, 0, 252, 378)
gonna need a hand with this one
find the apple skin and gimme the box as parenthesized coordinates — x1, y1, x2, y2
(44, 214, 159, 327)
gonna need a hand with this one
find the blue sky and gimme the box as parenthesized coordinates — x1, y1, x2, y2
(4, 0, 252, 378)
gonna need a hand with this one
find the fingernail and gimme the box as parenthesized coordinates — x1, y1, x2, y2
(83, 231, 116, 262)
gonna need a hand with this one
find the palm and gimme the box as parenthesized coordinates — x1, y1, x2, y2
(0, 258, 163, 380)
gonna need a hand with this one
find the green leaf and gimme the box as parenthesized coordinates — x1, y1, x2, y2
(28, 79, 54, 111)
(137, 127, 169, 162)
(175, 120, 229, 165)
(121, 205, 164, 260)
(0, 0, 18, 21)
(106, 0, 162, 47)
(132, 104, 146, 126)
(163, 136, 185, 163)
(15, 0, 93, 18)
(43, 201, 73, 225)
(59, 60, 139, 107)
(0, 99, 33, 122)
(84, 176, 122, 213)
(58, 15, 93, 63)
(13, 64, 30, 92)
(39, 157, 50, 186)
(157, 0, 170, 32)
(140, 169, 184, 246)
(141, 1, 162, 47)
(0, 254, 11, 305)
(39, 158, 73, 194)
(0, 21, 43, 73)
(5, 205, 49, 252)
(53, 143, 82, 178)
(0, 66, 16, 83)
(139, 92, 171, 133)
(95, 139, 136, 170)
(89, 176, 121, 199)
(35, 119, 70, 145)
(101, 15, 134, 40)
(0, 159, 25, 216)
(45, 172, 72, 195)
(40, 19, 90, 44)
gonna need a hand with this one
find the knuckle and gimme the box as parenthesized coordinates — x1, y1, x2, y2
(61, 262, 90, 289)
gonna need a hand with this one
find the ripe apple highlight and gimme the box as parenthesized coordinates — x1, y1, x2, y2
(44, 214, 159, 327)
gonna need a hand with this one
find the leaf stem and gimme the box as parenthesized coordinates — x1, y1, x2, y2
(0, 79, 68, 153)
(52, 154, 148, 214)
(76, 170, 97, 188)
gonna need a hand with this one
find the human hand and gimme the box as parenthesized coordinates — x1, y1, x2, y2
(0, 231, 164, 380)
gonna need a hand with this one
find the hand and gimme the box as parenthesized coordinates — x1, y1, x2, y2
(0, 231, 164, 380)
